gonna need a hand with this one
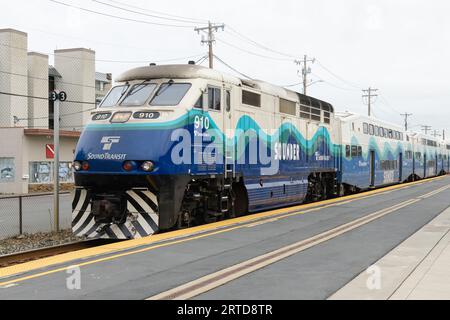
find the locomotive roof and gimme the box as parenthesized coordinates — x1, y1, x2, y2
(116, 64, 334, 112)
(116, 64, 241, 85)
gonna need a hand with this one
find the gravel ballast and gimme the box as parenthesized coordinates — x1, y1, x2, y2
(0, 230, 84, 256)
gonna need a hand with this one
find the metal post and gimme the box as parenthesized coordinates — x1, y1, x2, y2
(53, 99, 60, 232)
(19, 196, 23, 235)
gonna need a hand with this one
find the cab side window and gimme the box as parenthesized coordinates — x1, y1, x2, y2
(208, 87, 221, 111)
(194, 96, 203, 109)
(225, 90, 231, 112)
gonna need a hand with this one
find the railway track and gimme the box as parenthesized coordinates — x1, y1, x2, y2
(0, 239, 111, 268)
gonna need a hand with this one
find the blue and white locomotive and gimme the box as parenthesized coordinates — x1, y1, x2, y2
(71, 64, 449, 239)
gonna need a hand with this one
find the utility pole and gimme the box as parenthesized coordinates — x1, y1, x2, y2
(421, 125, 432, 135)
(294, 55, 315, 95)
(400, 113, 413, 131)
(443, 129, 446, 140)
(431, 130, 442, 138)
(195, 22, 225, 69)
(362, 87, 378, 117)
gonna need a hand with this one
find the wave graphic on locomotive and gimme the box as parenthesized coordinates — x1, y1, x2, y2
(71, 64, 450, 239)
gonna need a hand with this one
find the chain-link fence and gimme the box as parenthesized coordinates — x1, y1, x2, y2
(0, 192, 72, 240)
(0, 28, 103, 241)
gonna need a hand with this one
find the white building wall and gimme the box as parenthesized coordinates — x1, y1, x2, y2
(0, 128, 25, 194)
(54, 48, 96, 131)
(0, 29, 28, 128)
(27, 52, 49, 129)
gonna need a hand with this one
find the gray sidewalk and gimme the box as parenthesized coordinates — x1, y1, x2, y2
(330, 206, 450, 300)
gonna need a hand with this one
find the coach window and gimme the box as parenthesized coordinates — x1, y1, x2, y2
(346, 145, 351, 157)
(351, 146, 358, 157)
(357, 146, 362, 157)
(374, 126, 379, 136)
(363, 123, 369, 134)
(279, 98, 296, 116)
(242, 90, 261, 107)
(388, 129, 393, 139)
(208, 87, 221, 111)
(415, 152, 422, 160)
(323, 111, 331, 124)
(369, 124, 374, 135)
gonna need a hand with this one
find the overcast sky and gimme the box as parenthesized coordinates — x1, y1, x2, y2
(1, 0, 449, 136)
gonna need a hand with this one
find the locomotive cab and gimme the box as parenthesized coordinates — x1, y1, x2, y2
(71, 65, 236, 239)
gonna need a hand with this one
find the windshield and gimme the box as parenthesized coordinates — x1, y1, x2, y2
(150, 83, 192, 106)
(100, 85, 129, 108)
(121, 83, 157, 106)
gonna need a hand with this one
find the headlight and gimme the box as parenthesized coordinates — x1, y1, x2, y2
(111, 112, 132, 123)
(73, 161, 82, 171)
(141, 161, 155, 172)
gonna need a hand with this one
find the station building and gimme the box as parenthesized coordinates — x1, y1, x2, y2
(0, 28, 112, 194)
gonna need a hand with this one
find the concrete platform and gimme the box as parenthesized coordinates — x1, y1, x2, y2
(330, 205, 450, 300)
(0, 176, 449, 299)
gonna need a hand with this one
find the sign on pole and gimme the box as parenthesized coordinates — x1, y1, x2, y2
(49, 90, 66, 232)
(46, 144, 55, 159)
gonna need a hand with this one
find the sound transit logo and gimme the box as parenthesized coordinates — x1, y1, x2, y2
(101, 136, 121, 151)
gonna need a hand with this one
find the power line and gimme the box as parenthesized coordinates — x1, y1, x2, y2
(6, 23, 164, 51)
(213, 55, 253, 80)
(225, 27, 300, 59)
(92, 0, 205, 25)
(0, 91, 96, 105)
(378, 94, 402, 114)
(216, 37, 292, 61)
(49, 0, 196, 28)
(0, 69, 96, 89)
(315, 60, 363, 90)
(0, 41, 204, 64)
(104, 0, 209, 24)
(310, 73, 360, 92)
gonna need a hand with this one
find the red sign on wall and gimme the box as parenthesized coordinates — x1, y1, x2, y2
(46, 144, 55, 159)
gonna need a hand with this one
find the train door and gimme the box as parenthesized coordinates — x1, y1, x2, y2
(423, 153, 427, 177)
(222, 85, 234, 179)
(435, 153, 438, 176)
(399, 153, 403, 182)
(334, 145, 342, 176)
(370, 150, 375, 187)
(448, 153, 450, 172)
